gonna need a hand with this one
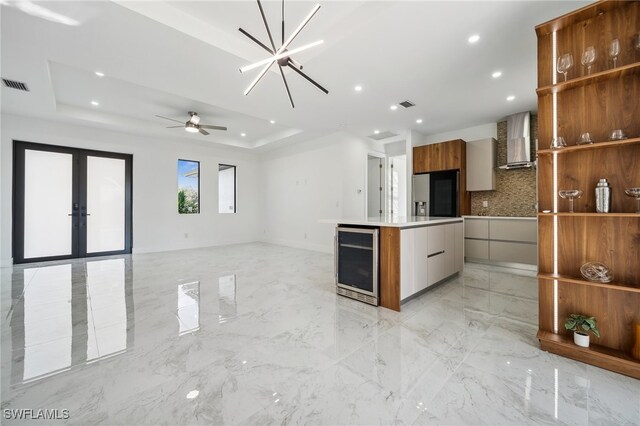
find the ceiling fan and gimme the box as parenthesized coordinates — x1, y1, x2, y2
(238, 0, 328, 108)
(155, 112, 227, 135)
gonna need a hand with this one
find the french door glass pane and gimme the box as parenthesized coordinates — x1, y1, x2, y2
(86, 156, 125, 253)
(24, 150, 73, 259)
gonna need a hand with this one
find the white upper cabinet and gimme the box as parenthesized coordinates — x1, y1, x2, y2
(466, 138, 497, 191)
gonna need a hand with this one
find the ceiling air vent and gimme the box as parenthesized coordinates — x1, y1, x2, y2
(2, 78, 29, 92)
(368, 131, 398, 141)
(399, 100, 415, 108)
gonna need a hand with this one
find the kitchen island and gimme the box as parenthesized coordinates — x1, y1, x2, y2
(324, 217, 464, 311)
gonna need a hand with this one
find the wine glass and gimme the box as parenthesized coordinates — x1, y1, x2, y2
(578, 132, 593, 145)
(559, 189, 583, 213)
(557, 53, 573, 82)
(624, 187, 640, 213)
(550, 136, 567, 149)
(609, 39, 620, 68)
(581, 46, 596, 75)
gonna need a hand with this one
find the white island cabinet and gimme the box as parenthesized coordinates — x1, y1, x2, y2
(323, 216, 464, 311)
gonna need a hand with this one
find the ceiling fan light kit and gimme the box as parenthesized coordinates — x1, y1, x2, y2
(239, 0, 329, 108)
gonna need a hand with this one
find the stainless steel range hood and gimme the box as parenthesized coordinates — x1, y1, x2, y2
(498, 111, 534, 170)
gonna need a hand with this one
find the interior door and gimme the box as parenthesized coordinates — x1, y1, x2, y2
(13, 141, 132, 263)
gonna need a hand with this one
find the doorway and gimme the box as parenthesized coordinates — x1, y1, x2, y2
(12, 141, 132, 264)
(367, 155, 384, 216)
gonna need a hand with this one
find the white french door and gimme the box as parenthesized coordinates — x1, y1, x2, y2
(13, 141, 132, 263)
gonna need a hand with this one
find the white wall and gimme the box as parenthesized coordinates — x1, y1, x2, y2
(1, 114, 263, 265)
(260, 132, 384, 253)
(420, 122, 497, 146)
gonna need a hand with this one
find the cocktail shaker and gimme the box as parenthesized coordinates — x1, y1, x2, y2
(595, 178, 611, 213)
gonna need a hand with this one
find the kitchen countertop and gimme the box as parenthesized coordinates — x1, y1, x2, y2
(463, 215, 537, 220)
(320, 216, 463, 229)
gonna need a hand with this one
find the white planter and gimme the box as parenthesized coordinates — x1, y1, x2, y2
(574, 331, 590, 348)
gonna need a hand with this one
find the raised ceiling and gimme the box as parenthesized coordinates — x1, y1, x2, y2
(1, 1, 588, 151)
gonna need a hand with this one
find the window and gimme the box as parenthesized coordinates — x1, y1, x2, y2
(178, 159, 200, 214)
(218, 164, 236, 214)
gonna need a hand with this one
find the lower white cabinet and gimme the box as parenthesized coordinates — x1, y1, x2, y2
(401, 221, 463, 301)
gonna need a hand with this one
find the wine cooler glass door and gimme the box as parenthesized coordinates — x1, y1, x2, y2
(336, 227, 378, 298)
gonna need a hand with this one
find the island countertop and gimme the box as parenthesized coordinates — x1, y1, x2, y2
(320, 216, 463, 229)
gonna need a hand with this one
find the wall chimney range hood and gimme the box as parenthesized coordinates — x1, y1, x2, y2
(498, 111, 534, 170)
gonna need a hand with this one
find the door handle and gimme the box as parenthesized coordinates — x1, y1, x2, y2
(81, 213, 91, 216)
(67, 213, 77, 216)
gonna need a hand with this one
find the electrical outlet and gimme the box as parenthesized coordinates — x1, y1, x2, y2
(482, 200, 489, 208)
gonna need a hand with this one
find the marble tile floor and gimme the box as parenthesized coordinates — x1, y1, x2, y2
(1, 242, 638, 425)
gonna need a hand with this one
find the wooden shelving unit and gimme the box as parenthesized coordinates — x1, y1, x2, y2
(535, 0, 640, 379)
(537, 137, 640, 156)
(536, 62, 640, 95)
(537, 331, 640, 378)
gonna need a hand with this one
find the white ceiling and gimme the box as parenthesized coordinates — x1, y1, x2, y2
(1, 0, 589, 151)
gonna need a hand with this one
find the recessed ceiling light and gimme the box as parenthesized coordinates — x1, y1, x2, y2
(241, 133, 246, 137)
(506, 95, 515, 101)
(186, 390, 199, 399)
(270, 120, 276, 124)
(374, 130, 380, 134)
(416, 119, 423, 124)
(468, 34, 480, 44)
(91, 100, 99, 106)
(390, 105, 398, 111)
(492, 71, 502, 79)
(95, 71, 105, 77)
(354, 85, 362, 92)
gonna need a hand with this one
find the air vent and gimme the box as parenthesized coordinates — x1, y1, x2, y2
(2, 78, 29, 92)
(399, 100, 415, 108)
(368, 131, 398, 141)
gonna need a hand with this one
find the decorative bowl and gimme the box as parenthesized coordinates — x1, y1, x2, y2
(580, 262, 614, 283)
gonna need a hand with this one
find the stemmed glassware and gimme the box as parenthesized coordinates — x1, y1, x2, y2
(581, 46, 596, 75)
(557, 53, 574, 82)
(559, 189, 583, 213)
(609, 39, 620, 68)
(625, 188, 640, 213)
(550, 136, 567, 149)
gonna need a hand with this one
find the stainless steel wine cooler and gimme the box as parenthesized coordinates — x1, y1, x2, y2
(335, 227, 378, 306)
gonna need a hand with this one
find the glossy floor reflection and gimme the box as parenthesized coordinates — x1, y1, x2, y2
(1, 243, 638, 425)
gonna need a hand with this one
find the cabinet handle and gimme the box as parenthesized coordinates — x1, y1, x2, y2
(427, 250, 445, 258)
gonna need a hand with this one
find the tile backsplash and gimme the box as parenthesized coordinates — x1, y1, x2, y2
(470, 116, 537, 217)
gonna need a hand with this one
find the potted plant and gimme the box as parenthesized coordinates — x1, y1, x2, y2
(565, 314, 600, 348)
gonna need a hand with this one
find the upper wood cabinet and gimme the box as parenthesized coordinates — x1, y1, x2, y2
(466, 138, 497, 191)
(413, 139, 469, 215)
(413, 139, 464, 173)
(535, 0, 640, 380)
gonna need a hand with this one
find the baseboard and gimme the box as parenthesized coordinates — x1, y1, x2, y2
(1, 257, 13, 268)
(465, 257, 537, 272)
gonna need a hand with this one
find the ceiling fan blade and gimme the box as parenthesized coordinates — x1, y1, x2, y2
(281, 0, 284, 45)
(155, 115, 184, 124)
(199, 125, 228, 131)
(280, 3, 320, 53)
(199, 128, 210, 136)
(166, 125, 184, 128)
(287, 62, 329, 94)
(256, 0, 277, 51)
(239, 27, 273, 54)
(278, 65, 295, 108)
(244, 60, 274, 95)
